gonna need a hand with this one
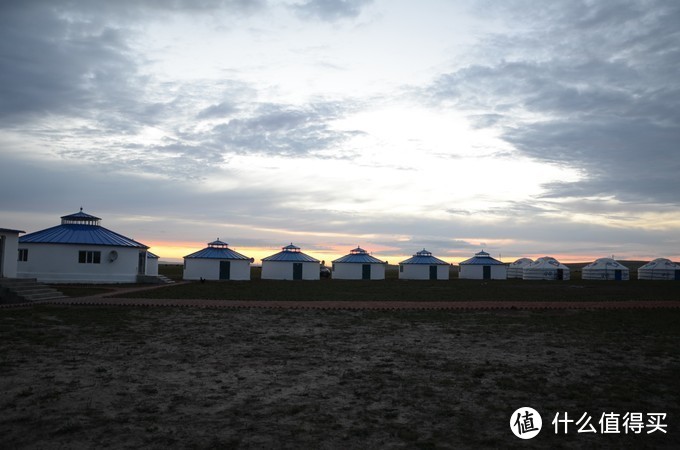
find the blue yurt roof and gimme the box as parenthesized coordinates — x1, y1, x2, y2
(184, 239, 251, 260)
(19, 210, 148, 248)
(399, 249, 448, 265)
(332, 247, 386, 264)
(459, 250, 505, 265)
(147, 251, 160, 259)
(262, 243, 319, 263)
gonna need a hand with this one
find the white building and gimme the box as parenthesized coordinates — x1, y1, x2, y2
(398, 249, 450, 280)
(17, 209, 151, 283)
(146, 252, 160, 277)
(507, 258, 533, 279)
(1, 228, 24, 278)
(261, 244, 320, 280)
(458, 250, 507, 280)
(582, 258, 629, 281)
(638, 258, 680, 281)
(523, 256, 570, 281)
(331, 247, 387, 280)
(183, 240, 252, 281)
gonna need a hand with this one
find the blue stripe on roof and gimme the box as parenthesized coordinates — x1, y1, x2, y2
(19, 224, 148, 248)
(262, 250, 319, 262)
(184, 247, 251, 260)
(332, 253, 386, 264)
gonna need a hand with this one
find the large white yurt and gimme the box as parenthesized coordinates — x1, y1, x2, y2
(261, 243, 320, 280)
(1, 228, 24, 278)
(637, 258, 680, 281)
(183, 240, 252, 281)
(398, 249, 450, 280)
(523, 256, 570, 281)
(17, 209, 151, 283)
(507, 258, 533, 279)
(332, 247, 387, 280)
(458, 250, 507, 280)
(582, 258, 629, 281)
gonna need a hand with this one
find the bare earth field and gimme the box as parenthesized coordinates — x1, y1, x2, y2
(1, 305, 679, 448)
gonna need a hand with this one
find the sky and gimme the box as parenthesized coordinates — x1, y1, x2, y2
(1, 0, 679, 264)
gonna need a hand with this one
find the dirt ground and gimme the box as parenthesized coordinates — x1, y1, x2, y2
(1, 306, 679, 448)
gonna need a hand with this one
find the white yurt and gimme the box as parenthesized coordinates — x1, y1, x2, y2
(398, 249, 450, 280)
(146, 252, 160, 277)
(582, 258, 629, 281)
(507, 258, 533, 279)
(332, 247, 387, 280)
(17, 209, 151, 283)
(637, 258, 680, 281)
(183, 240, 252, 281)
(458, 250, 507, 280)
(261, 243, 320, 280)
(523, 256, 570, 281)
(1, 228, 24, 278)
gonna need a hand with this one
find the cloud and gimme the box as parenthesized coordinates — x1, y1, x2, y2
(209, 102, 362, 157)
(291, 0, 373, 21)
(427, 0, 680, 207)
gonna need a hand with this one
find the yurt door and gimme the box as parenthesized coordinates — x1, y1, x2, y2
(138, 251, 146, 275)
(483, 266, 491, 280)
(675, 270, 680, 281)
(219, 261, 231, 280)
(293, 263, 303, 280)
(615, 269, 622, 281)
(429, 265, 437, 280)
(556, 269, 564, 280)
(362, 264, 371, 280)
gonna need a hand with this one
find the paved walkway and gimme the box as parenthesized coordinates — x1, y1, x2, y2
(3, 282, 680, 310)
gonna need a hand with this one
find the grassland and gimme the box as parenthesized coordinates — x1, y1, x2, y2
(1, 306, 679, 448)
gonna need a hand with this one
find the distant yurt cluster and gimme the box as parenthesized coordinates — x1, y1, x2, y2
(3, 208, 680, 284)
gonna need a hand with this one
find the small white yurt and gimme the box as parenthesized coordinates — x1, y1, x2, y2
(582, 258, 629, 281)
(146, 252, 160, 277)
(638, 258, 680, 281)
(458, 250, 507, 280)
(332, 247, 387, 280)
(398, 249, 450, 280)
(1, 228, 24, 278)
(261, 243, 320, 280)
(507, 258, 533, 279)
(183, 240, 252, 281)
(523, 256, 570, 281)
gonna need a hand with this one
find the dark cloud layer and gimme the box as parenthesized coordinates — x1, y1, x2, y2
(291, 0, 373, 21)
(431, 0, 680, 206)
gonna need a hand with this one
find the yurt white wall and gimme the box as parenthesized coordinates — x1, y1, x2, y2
(261, 261, 319, 280)
(399, 264, 449, 280)
(146, 254, 159, 277)
(523, 257, 571, 281)
(332, 263, 385, 280)
(507, 258, 533, 279)
(459, 265, 507, 280)
(0, 229, 22, 278)
(582, 258, 629, 281)
(184, 258, 250, 281)
(17, 244, 142, 283)
(638, 258, 680, 281)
